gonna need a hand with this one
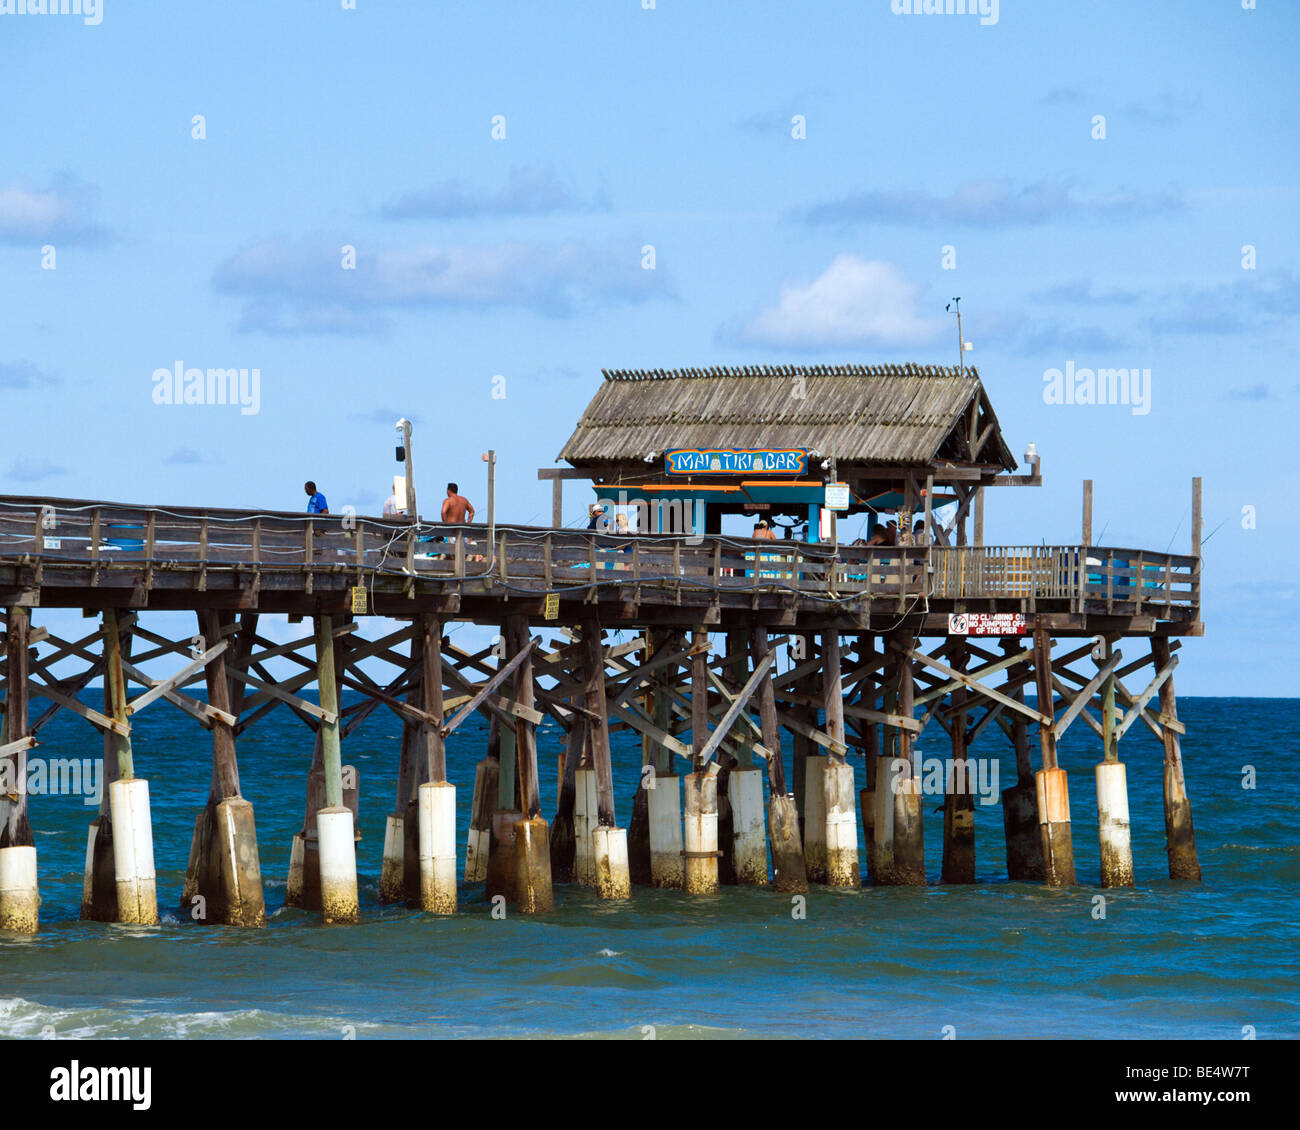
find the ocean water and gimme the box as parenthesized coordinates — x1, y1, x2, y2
(2, 692, 1297, 1040)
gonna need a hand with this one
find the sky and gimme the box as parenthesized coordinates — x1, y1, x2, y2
(1, 0, 1297, 695)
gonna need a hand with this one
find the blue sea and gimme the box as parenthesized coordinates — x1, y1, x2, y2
(3, 692, 1297, 1039)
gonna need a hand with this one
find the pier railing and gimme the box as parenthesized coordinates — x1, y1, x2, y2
(0, 498, 1199, 615)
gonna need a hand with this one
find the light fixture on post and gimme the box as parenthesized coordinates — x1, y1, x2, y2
(395, 418, 416, 521)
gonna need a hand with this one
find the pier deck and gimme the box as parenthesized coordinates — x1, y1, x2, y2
(0, 496, 1199, 635)
(0, 490, 1205, 933)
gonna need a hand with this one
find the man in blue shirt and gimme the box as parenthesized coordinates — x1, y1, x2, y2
(304, 481, 329, 514)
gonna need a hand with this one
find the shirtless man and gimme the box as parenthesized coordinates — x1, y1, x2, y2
(441, 482, 475, 524)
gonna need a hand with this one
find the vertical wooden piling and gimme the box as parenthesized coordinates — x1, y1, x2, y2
(1032, 627, 1076, 887)
(581, 616, 629, 899)
(1001, 638, 1045, 881)
(821, 631, 859, 887)
(942, 639, 976, 884)
(0, 606, 39, 933)
(876, 628, 924, 885)
(1095, 637, 1135, 888)
(684, 626, 719, 894)
(753, 627, 804, 892)
(417, 613, 457, 914)
(549, 714, 582, 882)
(315, 612, 359, 923)
(507, 614, 552, 912)
(1153, 637, 1200, 881)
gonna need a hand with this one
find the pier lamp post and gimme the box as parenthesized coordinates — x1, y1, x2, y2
(396, 418, 418, 521)
(482, 449, 496, 547)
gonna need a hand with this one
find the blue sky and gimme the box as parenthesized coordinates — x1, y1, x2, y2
(1, 0, 1297, 695)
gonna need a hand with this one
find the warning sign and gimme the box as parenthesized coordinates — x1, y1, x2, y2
(543, 593, 560, 620)
(948, 613, 1026, 636)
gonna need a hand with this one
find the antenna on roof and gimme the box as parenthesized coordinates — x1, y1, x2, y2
(945, 298, 972, 376)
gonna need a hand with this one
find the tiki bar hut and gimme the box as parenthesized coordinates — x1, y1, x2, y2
(551, 364, 1028, 543)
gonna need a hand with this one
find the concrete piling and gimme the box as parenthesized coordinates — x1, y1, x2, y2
(683, 770, 719, 894)
(317, 806, 360, 924)
(1095, 760, 1134, 888)
(417, 780, 457, 914)
(728, 768, 768, 884)
(109, 779, 158, 925)
(823, 761, 860, 887)
(647, 773, 685, 888)
(514, 815, 553, 912)
(0, 846, 38, 933)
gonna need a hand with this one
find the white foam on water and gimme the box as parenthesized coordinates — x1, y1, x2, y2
(0, 996, 384, 1040)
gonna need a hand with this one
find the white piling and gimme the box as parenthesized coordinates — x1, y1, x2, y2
(1095, 760, 1135, 888)
(0, 846, 38, 933)
(823, 761, 860, 887)
(647, 774, 684, 888)
(417, 781, 457, 914)
(803, 754, 828, 883)
(728, 768, 768, 885)
(683, 771, 719, 894)
(316, 806, 359, 924)
(109, 778, 157, 925)
(593, 825, 631, 899)
(573, 768, 598, 886)
(379, 814, 405, 902)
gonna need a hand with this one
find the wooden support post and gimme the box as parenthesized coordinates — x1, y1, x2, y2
(416, 612, 457, 914)
(819, 631, 858, 886)
(1000, 637, 1044, 881)
(973, 486, 984, 547)
(629, 630, 656, 887)
(582, 616, 628, 898)
(684, 626, 719, 894)
(82, 662, 120, 923)
(875, 627, 924, 885)
(754, 627, 805, 892)
(550, 715, 583, 883)
(643, 629, 683, 888)
(941, 639, 975, 884)
(314, 612, 357, 923)
(96, 610, 157, 926)
(182, 609, 264, 927)
(0, 606, 38, 932)
(381, 692, 419, 903)
(720, 630, 766, 885)
(854, 634, 880, 884)
(1153, 637, 1200, 881)
(1082, 479, 1093, 546)
(1032, 626, 1076, 886)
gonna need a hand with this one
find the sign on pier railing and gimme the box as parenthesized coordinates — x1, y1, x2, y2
(948, 612, 1027, 636)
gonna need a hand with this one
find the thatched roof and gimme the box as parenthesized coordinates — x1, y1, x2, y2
(556, 364, 1018, 471)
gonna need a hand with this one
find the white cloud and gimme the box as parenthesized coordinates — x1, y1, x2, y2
(0, 178, 107, 245)
(214, 235, 673, 334)
(730, 255, 945, 351)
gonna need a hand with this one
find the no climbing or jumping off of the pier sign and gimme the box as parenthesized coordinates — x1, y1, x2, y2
(948, 613, 1026, 636)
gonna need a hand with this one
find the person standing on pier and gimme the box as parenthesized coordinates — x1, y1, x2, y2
(304, 481, 329, 514)
(441, 482, 475, 524)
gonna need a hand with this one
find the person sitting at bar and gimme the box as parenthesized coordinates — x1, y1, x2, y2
(753, 519, 776, 540)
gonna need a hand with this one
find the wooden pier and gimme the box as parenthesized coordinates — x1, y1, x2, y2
(0, 364, 1206, 931)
